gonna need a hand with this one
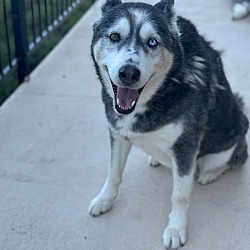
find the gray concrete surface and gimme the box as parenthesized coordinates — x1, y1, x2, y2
(0, 0, 250, 249)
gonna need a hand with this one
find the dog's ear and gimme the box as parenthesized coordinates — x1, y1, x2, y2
(154, 0, 175, 20)
(93, 20, 100, 33)
(102, 0, 122, 13)
(155, 0, 179, 36)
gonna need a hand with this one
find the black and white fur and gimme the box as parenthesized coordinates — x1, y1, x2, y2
(88, 0, 249, 249)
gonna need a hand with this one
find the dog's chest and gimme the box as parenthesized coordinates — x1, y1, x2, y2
(115, 116, 183, 165)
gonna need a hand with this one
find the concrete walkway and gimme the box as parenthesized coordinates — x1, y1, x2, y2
(0, 0, 250, 249)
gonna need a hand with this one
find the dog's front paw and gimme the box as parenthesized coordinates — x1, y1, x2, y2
(163, 226, 187, 249)
(88, 195, 113, 216)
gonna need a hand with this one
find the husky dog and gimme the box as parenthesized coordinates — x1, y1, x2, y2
(88, 0, 249, 248)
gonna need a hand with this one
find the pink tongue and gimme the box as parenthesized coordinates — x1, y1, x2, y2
(117, 87, 139, 110)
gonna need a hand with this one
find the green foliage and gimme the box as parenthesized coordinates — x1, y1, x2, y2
(0, 0, 94, 105)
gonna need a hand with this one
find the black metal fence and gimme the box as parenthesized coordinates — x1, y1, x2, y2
(0, 0, 85, 84)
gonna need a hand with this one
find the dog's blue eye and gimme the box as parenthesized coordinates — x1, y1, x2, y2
(147, 38, 159, 48)
(109, 33, 120, 42)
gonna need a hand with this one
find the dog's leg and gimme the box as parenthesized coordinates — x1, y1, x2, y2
(163, 158, 195, 249)
(88, 131, 132, 216)
(197, 143, 237, 185)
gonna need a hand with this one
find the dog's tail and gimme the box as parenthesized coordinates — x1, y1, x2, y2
(234, 92, 245, 111)
(228, 92, 249, 170)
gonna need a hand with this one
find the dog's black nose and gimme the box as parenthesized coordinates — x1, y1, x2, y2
(119, 65, 140, 85)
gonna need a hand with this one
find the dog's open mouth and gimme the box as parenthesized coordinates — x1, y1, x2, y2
(111, 82, 145, 115)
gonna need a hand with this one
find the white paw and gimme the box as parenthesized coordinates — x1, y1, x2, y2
(198, 167, 226, 185)
(148, 156, 161, 167)
(88, 195, 113, 216)
(163, 226, 187, 249)
(198, 172, 217, 185)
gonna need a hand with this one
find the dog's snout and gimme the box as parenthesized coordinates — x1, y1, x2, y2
(119, 65, 140, 85)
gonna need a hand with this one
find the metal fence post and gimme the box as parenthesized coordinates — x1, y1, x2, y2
(11, 0, 29, 84)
